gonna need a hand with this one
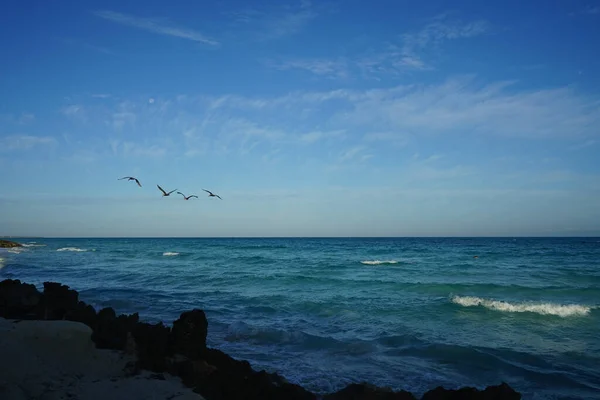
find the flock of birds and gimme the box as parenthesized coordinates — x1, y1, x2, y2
(118, 176, 222, 200)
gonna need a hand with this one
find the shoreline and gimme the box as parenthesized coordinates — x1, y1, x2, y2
(0, 239, 23, 248)
(0, 278, 522, 400)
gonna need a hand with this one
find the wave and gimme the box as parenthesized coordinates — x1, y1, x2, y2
(56, 247, 88, 252)
(451, 295, 595, 317)
(224, 321, 376, 354)
(21, 243, 46, 247)
(361, 260, 399, 265)
(6, 249, 25, 254)
(163, 252, 179, 256)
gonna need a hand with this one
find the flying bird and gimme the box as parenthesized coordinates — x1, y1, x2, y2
(177, 192, 198, 200)
(157, 185, 177, 197)
(118, 176, 141, 187)
(202, 189, 222, 200)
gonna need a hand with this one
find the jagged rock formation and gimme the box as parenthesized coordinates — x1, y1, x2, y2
(0, 279, 522, 400)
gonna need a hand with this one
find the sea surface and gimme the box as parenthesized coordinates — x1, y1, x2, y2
(1, 237, 599, 399)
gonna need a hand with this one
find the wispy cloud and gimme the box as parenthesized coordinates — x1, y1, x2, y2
(109, 139, 167, 158)
(569, 5, 600, 16)
(196, 77, 599, 141)
(363, 132, 410, 147)
(267, 14, 489, 79)
(569, 139, 597, 150)
(0, 135, 57, 151)
(298, 129, 345, 144)
(262, 2, 317, 39)
(384, 14, 489, 72)
(0, 112, 35, 125)
(227, 1, 318, 40)
(93, 10, 219, 46)
(266, 58, 349, 78)
(59, 37, 115, 55)
(58, 76, 600, 167)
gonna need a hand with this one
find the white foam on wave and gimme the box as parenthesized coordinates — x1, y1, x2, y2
(7, 249, 25, 254)
(361, 260, 399, 265)
(56, 247, 87, 252)
(163, 252, 179, 256)
(451, 295, 595, 317)
(21, 243, 46, 247)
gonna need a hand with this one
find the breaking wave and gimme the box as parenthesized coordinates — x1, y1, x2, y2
(451, 295, 595, 317)
(56, 247, 88, 252)
(361, 260, 399, 265)
(163, 252, 180, 256)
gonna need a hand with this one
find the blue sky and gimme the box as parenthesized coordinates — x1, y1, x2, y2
(1, 0, 599, 237)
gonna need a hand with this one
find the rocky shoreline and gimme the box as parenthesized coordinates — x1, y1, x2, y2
(0, 240, 23, 248)
(0, 278, 522, 399)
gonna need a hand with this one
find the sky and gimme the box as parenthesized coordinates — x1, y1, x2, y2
(1, 0, 600, 237)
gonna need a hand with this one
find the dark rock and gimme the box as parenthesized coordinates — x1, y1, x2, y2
(323, 383, 416, 400)
(170, 309, 208, 359)
(0, 279, 42, 319)
(190, 348, 316, 400)
(91, 307, 139, 350)
(65, 301, 98, 330)
(39, 281, 79, 320)
(0, 239, 22, 248)
(132, 321, 172, 372)
(421, 382, 521, 400)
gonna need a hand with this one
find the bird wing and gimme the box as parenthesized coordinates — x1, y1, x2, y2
(190, 195, 198, 199)
(167, 189, 177, 195)
(118, 176, 132, 180)
(157, 185, 167, 195)
(177, 192, 186, 198)
(135, 179, 142, 187)
(202, 189, 212, 195)
(216, 195, 222, 200)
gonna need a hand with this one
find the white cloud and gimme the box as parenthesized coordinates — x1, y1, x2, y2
(267, 58, 349, 78)
(0, 135, 57, 151)
(230, 77, 598, 139)
(108, 139, 167, 158)
(58, 76, 600, 166)
(0, 113, 35, 124)
(339, 145, 368, 162)
(569, 139, 597, 150)
(266, 14, 489, 78)
(93, 10, 219, 46)
(226, 1, 318, 40)
(298, 129, 345, 144)
(363, 131, 409, 147)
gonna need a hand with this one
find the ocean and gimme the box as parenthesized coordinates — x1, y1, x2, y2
(1, 237, 599, 399)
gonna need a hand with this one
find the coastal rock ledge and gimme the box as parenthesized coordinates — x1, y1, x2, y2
(0, 239, 22, 248)
(0, 279, 522, 400)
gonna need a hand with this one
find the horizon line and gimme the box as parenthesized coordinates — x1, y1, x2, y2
(3, 235, 600, 239)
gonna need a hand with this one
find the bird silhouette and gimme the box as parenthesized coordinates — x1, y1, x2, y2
(118, 176, 141, 187)
(177, 192, 198, 200)
(202, 189, 222, 200)
(157, 185, 177, 197)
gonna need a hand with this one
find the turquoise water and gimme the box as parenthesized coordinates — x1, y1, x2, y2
(1, 237, 599, 399)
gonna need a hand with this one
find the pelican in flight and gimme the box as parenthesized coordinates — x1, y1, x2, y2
(157, 185, 177, 197)
(202, 189, 222, 200)
(177, 192, 198, 200)
(118, 176, 141, 187)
